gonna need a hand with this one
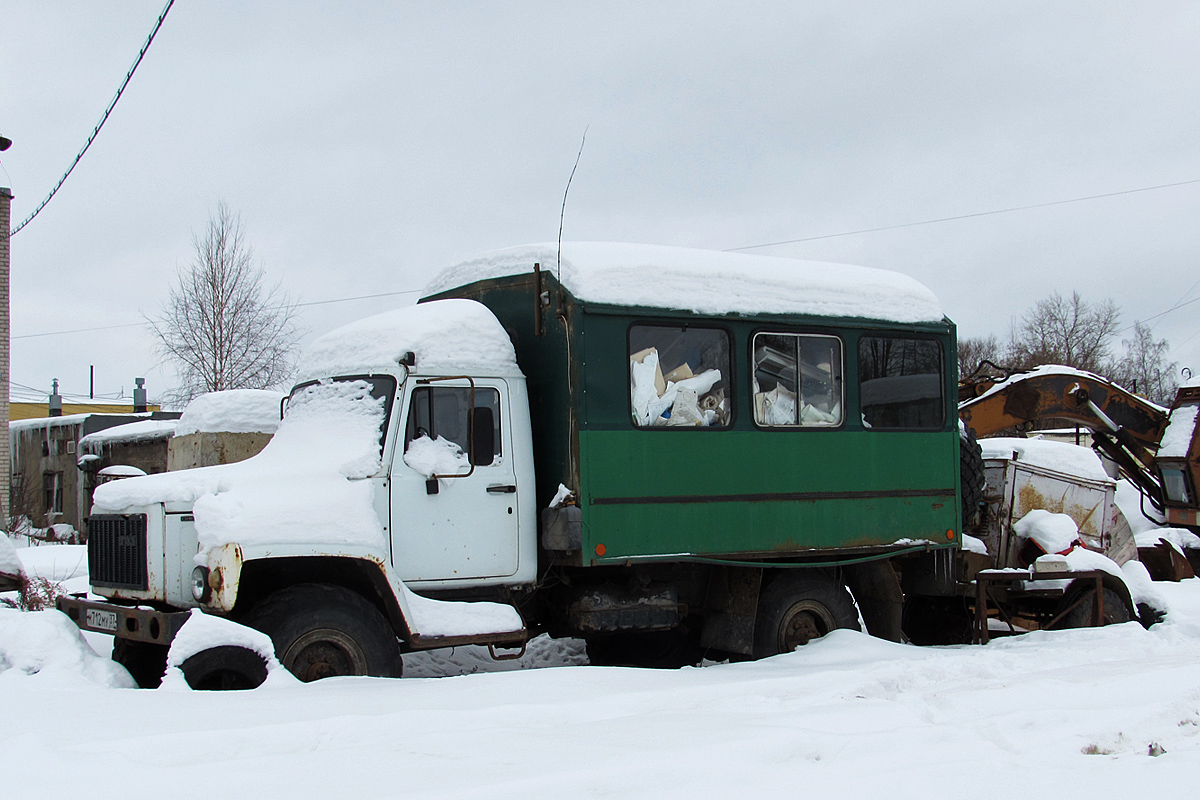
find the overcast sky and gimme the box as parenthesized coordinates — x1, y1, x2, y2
(3, 1, 1199, 406)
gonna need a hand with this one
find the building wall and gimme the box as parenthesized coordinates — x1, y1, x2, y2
(1, 187, 12, 529)
(167, 431, 272, 470)
(9, 414, 163, 537)
(10, 420, 86, 536)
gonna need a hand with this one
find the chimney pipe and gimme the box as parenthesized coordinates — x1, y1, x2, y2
(49, 378, 62, 417)
(133, 377, 147, 413)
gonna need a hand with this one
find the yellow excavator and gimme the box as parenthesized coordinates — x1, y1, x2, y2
(958, 364, 1200, 533)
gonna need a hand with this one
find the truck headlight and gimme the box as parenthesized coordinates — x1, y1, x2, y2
(191, 566, 211, 602)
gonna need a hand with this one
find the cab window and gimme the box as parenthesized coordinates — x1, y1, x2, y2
(404, 386, 502, 461)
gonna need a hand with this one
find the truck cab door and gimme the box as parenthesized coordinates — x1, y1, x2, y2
(389, 378, 520, 583)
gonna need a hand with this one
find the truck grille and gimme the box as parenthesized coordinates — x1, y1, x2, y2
(88, 515, 149, 590)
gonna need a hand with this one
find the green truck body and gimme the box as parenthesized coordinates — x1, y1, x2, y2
(425, 270, 962, 567)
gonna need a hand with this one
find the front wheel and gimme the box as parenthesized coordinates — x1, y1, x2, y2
(180, 645, 269, 690)
(243, 583, 403, 682)
(753, 571, 860, 659)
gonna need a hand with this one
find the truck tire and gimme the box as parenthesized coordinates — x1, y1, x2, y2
(179, 645, 268, 690)
(753, 572, 860, 658)
(243, 583, 403, 682)
(112, 638, 169, 689)
(960, 428, 985, 529)
(1052, 586, 1132, 629)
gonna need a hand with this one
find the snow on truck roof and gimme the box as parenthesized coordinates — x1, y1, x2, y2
(423, 242, 945, 323)
(297, 298, 523, 378)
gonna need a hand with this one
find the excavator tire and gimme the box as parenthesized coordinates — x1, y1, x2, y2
(960, 428, 985, 529)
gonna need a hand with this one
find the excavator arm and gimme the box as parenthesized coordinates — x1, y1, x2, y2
(958, 366, 1175, 512)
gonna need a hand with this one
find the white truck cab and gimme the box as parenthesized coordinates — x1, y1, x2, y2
(62, 299, 532, 686)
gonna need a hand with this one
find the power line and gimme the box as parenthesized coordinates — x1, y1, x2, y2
(1146, 277, 1200, 332)
(293, 288, 422, 308)
(13, 322, 146, 341)
(8, 0, 176, 237)
(725, 176, 1200, 252)
(12, 287, 424, 340)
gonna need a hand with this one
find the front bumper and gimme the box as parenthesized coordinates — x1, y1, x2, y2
(57, 596, 190, 646)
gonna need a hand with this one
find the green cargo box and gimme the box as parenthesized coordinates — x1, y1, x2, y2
(423, 242, 961, 568)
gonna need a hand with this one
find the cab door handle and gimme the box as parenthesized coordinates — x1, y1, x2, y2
(487, 484, 517, 494)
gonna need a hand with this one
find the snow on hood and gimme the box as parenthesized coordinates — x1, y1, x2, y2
(423, 242, 944, 323)
(92, 380, 389, 553)
(980, 436, 1112, 482)
(176, 389, 285, 436)
(298, 298, 522, 378)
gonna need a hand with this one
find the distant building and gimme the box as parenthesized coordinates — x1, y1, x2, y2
(9, 401, 163, 421)
(9, 412, 179, 539)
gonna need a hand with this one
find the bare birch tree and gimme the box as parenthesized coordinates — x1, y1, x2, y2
(1109, 321, 1178, 405)
(1006, 291, 1120, 372)
(152, 203, 301, 402)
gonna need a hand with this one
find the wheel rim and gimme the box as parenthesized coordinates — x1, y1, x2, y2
(283, 628, 369, 681)
(776, 600, 837, 652)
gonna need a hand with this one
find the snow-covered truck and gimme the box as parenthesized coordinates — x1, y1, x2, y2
(57, 243, 1136, 687)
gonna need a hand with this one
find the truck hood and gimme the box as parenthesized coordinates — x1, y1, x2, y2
(92, 380, 389, 555)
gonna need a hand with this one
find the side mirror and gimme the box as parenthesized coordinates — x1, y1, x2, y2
(470, 406, 495, 467)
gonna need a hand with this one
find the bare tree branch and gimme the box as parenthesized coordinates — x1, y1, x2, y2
(1007, 291, 1120, 373)
(1109, 321, 1179, 405)
(150, 202, 302, 403)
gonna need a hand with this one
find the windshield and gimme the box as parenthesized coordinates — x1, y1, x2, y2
(287, 375, 398, 448)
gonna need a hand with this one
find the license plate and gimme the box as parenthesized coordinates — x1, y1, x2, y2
(85, 608, 119, 632)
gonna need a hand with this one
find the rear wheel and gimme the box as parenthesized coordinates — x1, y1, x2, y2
(243, 583, 403, 682)
(960, 428, 985, 528)
(179, 645, 268, 690)
(753, 572, 860, 658)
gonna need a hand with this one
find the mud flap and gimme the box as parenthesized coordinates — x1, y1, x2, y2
(843, 560, 904, 643)
(700, 567, 763, 656)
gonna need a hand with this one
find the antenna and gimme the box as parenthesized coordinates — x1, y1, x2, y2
(556, 127, 588, 298)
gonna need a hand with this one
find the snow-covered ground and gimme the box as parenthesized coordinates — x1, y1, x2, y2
(2, 544, 1199, 798)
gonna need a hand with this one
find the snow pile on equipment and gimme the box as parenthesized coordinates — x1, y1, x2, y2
(298, 298, 522, 378)
(175, 389, 285, 436)
(980, 437, 1112, 482)
(1014, 509, 1081, 555)
(1159, 404, 1198, 459)
(424, 242, 944, 323)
